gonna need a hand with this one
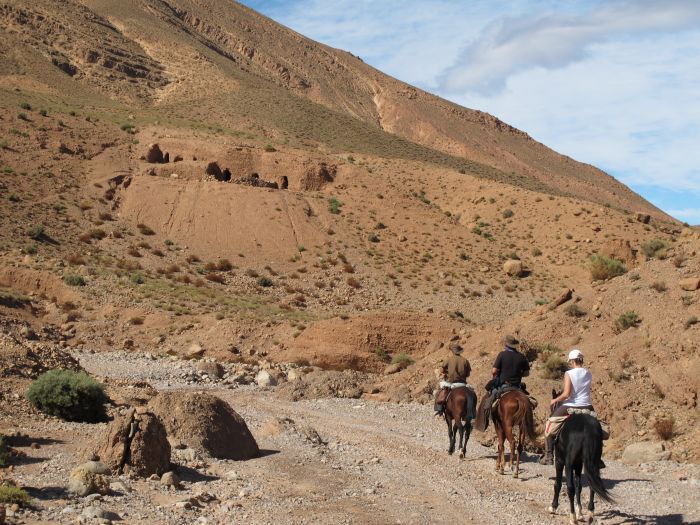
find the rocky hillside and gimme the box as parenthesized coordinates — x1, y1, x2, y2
(0, 0, 673, 218)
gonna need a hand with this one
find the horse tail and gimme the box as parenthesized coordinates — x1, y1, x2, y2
(522, 399, 537, 441)
(583, 420, 615, 504)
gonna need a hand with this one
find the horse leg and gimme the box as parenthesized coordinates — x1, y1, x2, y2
(446, 413, 455, 455)
(566, 463, 577, 524)
(575, 463, 584, 521)
(461, 420, 471, 459)
(514, 422, 525, 479)
(505, 422, 515, 472)
(549, 456, 564, 514)
(587, 484, 595, 523)
(457, 419, 465, 459)
(496, 424, 506, 474)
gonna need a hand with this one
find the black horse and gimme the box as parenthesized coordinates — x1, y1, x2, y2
(549, 391, 614, 523)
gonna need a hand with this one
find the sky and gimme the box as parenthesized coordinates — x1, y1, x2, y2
(241, 0, 700, 224)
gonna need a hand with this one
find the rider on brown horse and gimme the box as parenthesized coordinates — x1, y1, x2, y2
(434, 342, 472, 417)
(476, 335, 530, 430)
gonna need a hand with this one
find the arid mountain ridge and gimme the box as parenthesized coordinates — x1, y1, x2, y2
(0, 0, 672, 219)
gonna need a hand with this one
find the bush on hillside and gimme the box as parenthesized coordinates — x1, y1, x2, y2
(641, 239, 668, 259)
(391, 354, 415, 366)
(614, 311, 640, 332)
(653, 417, 674, 440)
(26, 370, 107, 422)
(589, 254, 626, 281)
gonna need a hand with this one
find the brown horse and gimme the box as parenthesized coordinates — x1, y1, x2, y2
(492, 390, 536, 477)
(444, 386, 476, 458)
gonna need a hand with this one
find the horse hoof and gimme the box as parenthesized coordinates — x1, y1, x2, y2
(512, 472, 518, 478)
(459, 451, 465, 459)
(547, 506, 556, 515)
(569, 513, 578, 524)
(587, 512, 594, 524)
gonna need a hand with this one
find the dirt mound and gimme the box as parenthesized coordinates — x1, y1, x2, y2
(275, 312, 459, 372)
(93, 407, 170, 477)
(276, 369, 374, 401)
(148, 391, 259, 460)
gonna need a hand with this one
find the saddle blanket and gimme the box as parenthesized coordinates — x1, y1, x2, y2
(440, 381, 474, 390)
(545, 409, 610, 440)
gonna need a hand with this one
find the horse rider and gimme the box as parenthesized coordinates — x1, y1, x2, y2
(433, 342, 472, 416)
(540, 348, 601, 465)
(477, 335, 530, 427)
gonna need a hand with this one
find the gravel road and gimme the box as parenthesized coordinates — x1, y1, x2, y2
(7, 352, 699, 525)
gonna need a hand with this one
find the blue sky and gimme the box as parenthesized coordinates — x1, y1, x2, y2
(241, 0, 700, 223)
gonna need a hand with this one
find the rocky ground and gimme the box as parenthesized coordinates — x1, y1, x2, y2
(2, 351, 699, 525)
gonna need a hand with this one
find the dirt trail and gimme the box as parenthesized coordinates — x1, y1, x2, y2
(89, 353, 700, 523)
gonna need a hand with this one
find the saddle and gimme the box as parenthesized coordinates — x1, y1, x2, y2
(440, 382, 474, 403)
(491, 386, 538, 410)
(545, 408, 610, 440)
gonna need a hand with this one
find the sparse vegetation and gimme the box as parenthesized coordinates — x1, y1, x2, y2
(650, 281, 667, 292)
(26, 370, 107, 422)
(63, 274, 86, 286)
(615, 311, 640, 332)
(391, 354, 415, 366)
(0, 435, 10, 467)
(374, 347, 390, 362)
(328, 197, 343, 214)
(26, 225, 44, 240)
(565, 303, 585, 318)
(137, 223, 155, 235)
(589, 254, 626, 281)
(257, 277, 273, 287)
(653, 417, 675, 440)
(502, 209, 514, 219)
(0, 484, 31, 507)
(641, 239, 668, 259)
(685, 316, 698, 329)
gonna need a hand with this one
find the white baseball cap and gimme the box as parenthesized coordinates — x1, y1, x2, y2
(568, 349, 583, 361)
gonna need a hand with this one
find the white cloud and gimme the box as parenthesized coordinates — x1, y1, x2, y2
(440, 0, 700, 95)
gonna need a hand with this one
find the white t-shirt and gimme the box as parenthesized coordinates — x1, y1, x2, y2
(563, 367, 592, 407)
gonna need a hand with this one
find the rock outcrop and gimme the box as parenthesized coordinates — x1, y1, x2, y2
(148, 392, 259, 460)
(93, 408, 171, 477)
(146, 144, 164, 164)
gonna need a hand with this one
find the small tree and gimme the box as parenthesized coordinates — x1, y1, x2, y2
(589, 254, 626, 281)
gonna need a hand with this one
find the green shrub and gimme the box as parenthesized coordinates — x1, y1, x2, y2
(685, 316, 698, 329)
(27, 224, 44, 240)
(0, 484, 30, 507)
(589, 254, 627, 281)
(26, 370, 107, 422)
(257, 277, 273, 287)
(391, 353, 415, 366)
(263, 144, 276, 152)
(615, 311, 640, 332)
(17, 112, 29, 121)
(328, 197, 343, 214)
(368, 233, 380, 243)
(39, 109, 47, 116)
(565, 303, 585, 318)
(19, 102, 31, 110)
(63, 274, 86, 286)
(502, 209, 514, 219)
(130, 273, 145, 285)
(641, 239, 668, 259)
(374, 347, 390, 362)
(540, 352, 568, 380)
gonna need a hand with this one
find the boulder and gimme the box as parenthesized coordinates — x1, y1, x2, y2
(68, 461, 111, 496)
(550, 288, 573, 309)
(601, 239, 636, 266)
(93, 408, 171, 477)
(621, 441, 671, 465)
(148, 392, 259, 460)
(196, 361, 223, 379)
(680, 278, 700, 291)
(636, 212, 651, 224)
(186, 343, 204, 359)
(255, 370, 277, 387)
(503, 259, 524, 277)
(161, 471, 180, 488)
(146, 144, 164, 164)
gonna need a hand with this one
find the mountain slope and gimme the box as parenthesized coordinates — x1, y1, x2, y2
(0, 0, 672, 218)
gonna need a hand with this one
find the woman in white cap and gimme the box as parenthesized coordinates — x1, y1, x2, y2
(539, 349, 594, 465)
